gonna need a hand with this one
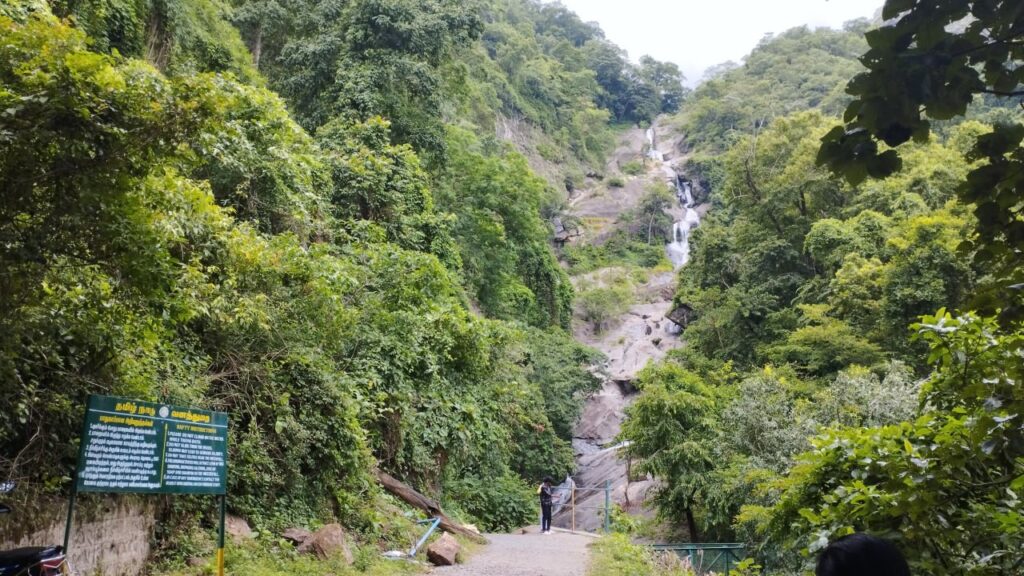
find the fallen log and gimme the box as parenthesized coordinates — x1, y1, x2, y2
(374, 469, 488, 544)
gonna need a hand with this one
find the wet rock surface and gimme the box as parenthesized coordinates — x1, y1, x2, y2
(557, 119, 695, 533)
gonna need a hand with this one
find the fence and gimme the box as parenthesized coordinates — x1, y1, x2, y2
(545, 478, 613, 533)
(650, 543, 746, 575)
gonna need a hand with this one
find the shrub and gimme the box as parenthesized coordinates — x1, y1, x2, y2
(444, 474, 536, 532)
(621, 160, 644, 176)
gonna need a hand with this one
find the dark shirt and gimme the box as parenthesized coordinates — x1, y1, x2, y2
(539, 484, 553, 506)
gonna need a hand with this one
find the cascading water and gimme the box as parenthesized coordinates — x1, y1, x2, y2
(645, 127, 664, 161)
(665, 174, 700, 269)
(663, 177, 704, 266)
(648, 126, 700, 267)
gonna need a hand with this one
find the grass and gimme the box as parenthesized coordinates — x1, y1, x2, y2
(563, 236, 668, 274)
(156, 539, 428, 576)
(587, 534, 691, 576)
(620, 160, 645, 176)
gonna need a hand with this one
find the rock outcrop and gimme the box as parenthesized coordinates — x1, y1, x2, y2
(282, 527, 312, 546)
(225, 515, 253, 541)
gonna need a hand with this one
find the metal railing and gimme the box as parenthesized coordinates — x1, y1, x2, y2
(544, 480, 614, 533)
(650, 543, 746, 575)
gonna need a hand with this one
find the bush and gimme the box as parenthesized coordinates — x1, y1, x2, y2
(621, 160, 644, 176)
(575, 274, 634, 332)
(607, 175, 626, 188)
(444, 474, 536, 532)
(589, 534, 688, 576)
(563, 235, 668, 273)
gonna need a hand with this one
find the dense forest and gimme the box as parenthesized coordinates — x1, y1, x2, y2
(0, 0, 684, 561)
(620, 5, 1024, 576)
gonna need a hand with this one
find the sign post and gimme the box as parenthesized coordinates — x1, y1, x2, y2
(66, 395, 229, 572)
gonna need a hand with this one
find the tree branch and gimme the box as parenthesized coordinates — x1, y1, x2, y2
(981, 89, 1024, 97)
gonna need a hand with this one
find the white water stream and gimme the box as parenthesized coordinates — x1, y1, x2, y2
(648, 127, 700, 268)
(555, 123, 697, 532)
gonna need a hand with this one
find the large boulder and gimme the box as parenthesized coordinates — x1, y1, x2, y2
(282, 527, 312, 546)
(225, 515, 253, 541)
(426, 533, 460, 566)
(298, 524, 353, 564)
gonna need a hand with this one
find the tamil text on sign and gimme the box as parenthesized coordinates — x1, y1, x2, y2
(76, 395, 228, 495)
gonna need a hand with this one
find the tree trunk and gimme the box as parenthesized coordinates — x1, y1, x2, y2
(374, 469, 488, 544)
(685, 507, 700, 543)
(252, 25, 263, 69)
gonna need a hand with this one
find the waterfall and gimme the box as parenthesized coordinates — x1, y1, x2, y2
(644, 124, 701, 268)
(664, 173, 700, 269)
(646, 127, 664, 161)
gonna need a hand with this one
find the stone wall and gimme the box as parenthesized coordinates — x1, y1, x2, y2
(0, 495, 155, 575)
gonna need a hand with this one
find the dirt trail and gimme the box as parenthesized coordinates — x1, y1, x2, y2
(432, 530, 593, 576)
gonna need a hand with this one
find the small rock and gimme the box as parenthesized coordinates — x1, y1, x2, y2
(282, 527, 312, 546)
(225, 515, 253, 540)
(463, 524, 481, 535)
(427, 533, 460, 566)
(298, 524, 353, 564)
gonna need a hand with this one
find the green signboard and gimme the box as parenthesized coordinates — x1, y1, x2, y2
(75, 394, 228, 495)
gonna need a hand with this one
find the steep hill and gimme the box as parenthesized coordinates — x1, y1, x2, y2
(0, 0, 686, 570)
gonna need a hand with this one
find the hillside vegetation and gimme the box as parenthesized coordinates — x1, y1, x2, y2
(0, 0, 682, 565)
(620, 6, 1024, 576)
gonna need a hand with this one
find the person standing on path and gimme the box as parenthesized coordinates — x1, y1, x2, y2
(539, 476, 554, 534)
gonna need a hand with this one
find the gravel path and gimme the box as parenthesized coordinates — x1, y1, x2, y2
(431, 528, 593, 576)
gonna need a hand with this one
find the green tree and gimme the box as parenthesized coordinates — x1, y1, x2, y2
(817, 0, 1024, 317)
(620, 361, 720, 541)
(639, 55, 687, 114)
(756, 312, 1024, 575)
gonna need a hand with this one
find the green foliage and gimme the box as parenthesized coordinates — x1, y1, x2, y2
(270, 0, 483, 150)
(185, 74, 332, 237)
(765, 305, 884, 376)
(522, 328, 602, 440)
(620, 160, 644, 176)
(677, 25, 868, 157)
(46, 0, 259, 81)
(607, 175, 626, 188)
(575, 271, 634, 333)
(158, 535, 423, 576)
(632, 185, 676, 244)
(621, 361, 720, 540)
(625, 7, 1021, 573)
(563, 235, 667, 274)
(638, 56, 687, 114)
(0, 13, 601, 558)
(755, 313, 1024, 576)
(318, 116, 460, 265)
(435, 127, 572, 328)
(444, 474, 535, 532)
(588, 533, 692, 576)
(675, 110, 975, 371)
(816, 0, 1024, 320)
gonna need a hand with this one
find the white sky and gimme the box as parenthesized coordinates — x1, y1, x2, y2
(554, 0, 883, 84)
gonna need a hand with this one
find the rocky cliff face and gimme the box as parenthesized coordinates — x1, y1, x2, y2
(555, 119, 698, 533)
